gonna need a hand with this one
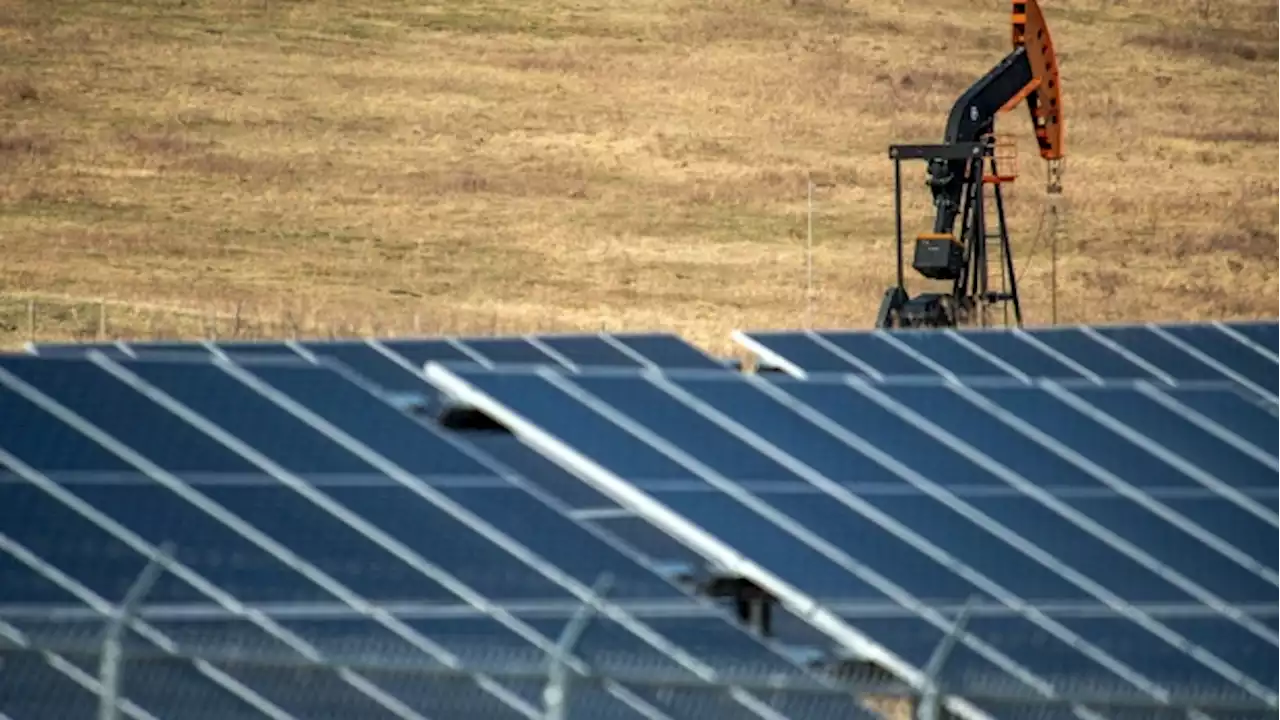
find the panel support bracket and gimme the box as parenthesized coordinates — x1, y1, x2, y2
(543, 573, 613, 720)
(698, 570, 777, 638)
(99, 541, 175, 720)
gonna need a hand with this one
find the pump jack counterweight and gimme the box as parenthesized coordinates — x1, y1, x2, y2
(876, 0, 1064, 330)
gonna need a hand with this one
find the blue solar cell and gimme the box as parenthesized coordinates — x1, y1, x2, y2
(1162, 495, 1280, 558)
(215, 340, 303, 359)
(610, 333, 726, 370)
(535, 334, 646, 368)
(436, 485, 684, 598)
(1090, 326, 1229, 383)
(0, 381, 137, 473)
(1050, 615, 1275, 701)
(818, 332, 942, 376)
(125, 348, 213, 361)
(1159, 324, 1279, 395)
(647, 488, 922, 599)
(457, 337, 565, 366)
(1162, 387, 1278, 454)
(968, 492, 1274, 603)
(1064, 385, 1277, 486)
(955, 331, 1091, 379)
(1055, 494, 1277, 603)
(570, 375, 799, 483)
(785, 490, 1107, 601)
(436, 370, 691, 480)
(1, 484, 204, 603)
(674, 374, 1080, 492)
(875, 384, 1149, 487)
(297, 341, 428, 392)
(1223, 320, 1279, 352)
(967, 384, 1228, 489)
(206, 483, 572, 601)
(321, 484, 676, 601)
(28, 341, 121, 358)
(457, 431, 621, 510)
(976, 384, 1276, 493)
(587, 515, 705, 568)
(677, 375, 1068, 490)
(880, 331, 1013, 377)
(211, 340, 292, 354)
(0, 356, 259, 475)
(735, 332, 866, 375)
(1021, 328, 1167, 380)
(130, 341, 209, 353)
(121, 361, 418, 475)
(231, 362, 491, 478)
(377, 337, 478, 367)
(63, 481, 345, 602)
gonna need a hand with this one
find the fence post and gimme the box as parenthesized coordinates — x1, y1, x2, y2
(99, 542, 175, 720)
(543, 573, 613, 720)
(27, 299, 35, 343)
(916, 595, 979, 720)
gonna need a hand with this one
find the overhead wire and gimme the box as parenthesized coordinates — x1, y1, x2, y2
(1011, 156, 1068, 325)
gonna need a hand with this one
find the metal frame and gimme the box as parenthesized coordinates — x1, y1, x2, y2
(881, 139, 1023, 330)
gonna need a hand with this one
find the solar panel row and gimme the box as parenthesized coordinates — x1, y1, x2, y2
(27, 332, 728, 392)
(423, 361, 1279, 720)
(0, 354, 875, 720)
(733, 321, 1278, 402)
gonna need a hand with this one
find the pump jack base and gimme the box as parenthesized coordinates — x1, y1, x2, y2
(876, 287, 973, 329)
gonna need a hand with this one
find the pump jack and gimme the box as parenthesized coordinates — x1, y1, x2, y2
(875, 0, 1066, 329)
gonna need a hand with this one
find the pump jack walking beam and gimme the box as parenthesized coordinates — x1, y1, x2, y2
(876, 0, 1065, 330)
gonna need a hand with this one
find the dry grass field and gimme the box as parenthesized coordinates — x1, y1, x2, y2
(1, 0, 1276, 353)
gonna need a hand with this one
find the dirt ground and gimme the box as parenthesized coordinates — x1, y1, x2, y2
(1, 0, 1276, 354)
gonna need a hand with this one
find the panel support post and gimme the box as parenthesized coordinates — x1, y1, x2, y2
(543, 573, 613, 720)
(916, 595, 981, 720)
(99, 542, 175, 720)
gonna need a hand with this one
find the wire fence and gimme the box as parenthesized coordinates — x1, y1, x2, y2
(6, 616, 1267, 720)
(5, 572, 1272, 720)
(1, 291, 827, 361)
(1, 293, 614, 345)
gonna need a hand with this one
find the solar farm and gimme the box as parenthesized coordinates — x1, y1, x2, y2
(2, 0, 1277, 714)
(1, 318, 1276, 720)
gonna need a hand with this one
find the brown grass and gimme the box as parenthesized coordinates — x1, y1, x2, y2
(1, 0, 1276, 354)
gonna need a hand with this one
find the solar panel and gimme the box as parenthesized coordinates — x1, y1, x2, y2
(732, 321, 1279, 402)
(422, 363, 1279, 720)
(0, 355, 875, 720)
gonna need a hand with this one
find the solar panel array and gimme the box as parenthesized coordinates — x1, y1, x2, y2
(732, 321, 1277, 402)
(6, 320, 1278, 720)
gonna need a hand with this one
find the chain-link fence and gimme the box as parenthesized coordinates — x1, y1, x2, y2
(5, 598, 1271, 720)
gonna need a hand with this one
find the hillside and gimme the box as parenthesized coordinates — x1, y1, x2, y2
(1, 0, 1276, 352)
